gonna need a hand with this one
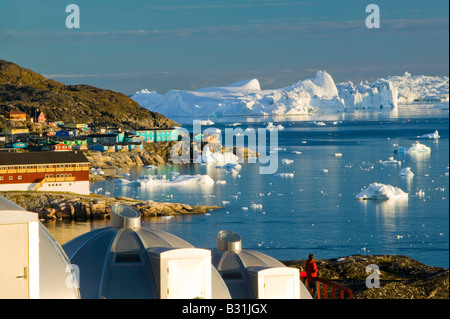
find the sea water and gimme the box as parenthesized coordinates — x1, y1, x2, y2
(48, 106, 450, 268)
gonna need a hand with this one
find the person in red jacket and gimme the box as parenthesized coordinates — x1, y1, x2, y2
(305, 253, 318, 298)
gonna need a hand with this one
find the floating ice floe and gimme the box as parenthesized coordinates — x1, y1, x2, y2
(216, 180, 227, 185)
(334, 153, 343, 157)
(380, 157, 401, 165)
(355, 183, 408, 200)
(418, 130, 440, 139)
(281, 159, 294, 165)
(145, 165, 157, 169)
(193, 119, 215, 125)
(250, 203, 263, 210)
(399, 167, 414, 177)
(90, 168, 105, 175)
(292, 151, 302, 155)
(274, 173, 295, 178)
(395, 141, 431, 154)
(416, 189, 426, 198)
(202, 146, 239, 164)
(135, 174, 215, 188)
(266, 122, 285, 130)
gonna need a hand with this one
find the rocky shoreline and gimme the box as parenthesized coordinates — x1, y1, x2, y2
(1, 191, 221, 221)
(283, 255, 449, 299)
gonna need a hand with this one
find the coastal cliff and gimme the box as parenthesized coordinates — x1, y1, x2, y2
(1, 192, 221, 221)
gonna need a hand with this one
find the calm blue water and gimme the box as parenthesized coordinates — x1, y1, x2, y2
(90, 107, 449, 268)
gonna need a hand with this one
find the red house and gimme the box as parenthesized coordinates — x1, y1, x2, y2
(36, 111, 46, 123)
(0, 151, 90, 195)
(52, 143, 72, 152)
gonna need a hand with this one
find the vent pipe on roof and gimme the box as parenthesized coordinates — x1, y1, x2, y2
(217, 230, 242, 251)
(110, 204, 141, 228)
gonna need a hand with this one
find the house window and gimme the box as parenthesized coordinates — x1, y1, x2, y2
(9, 176, 13, 180)
(0, 177, 3, 180)
(18, 176, 22, 180)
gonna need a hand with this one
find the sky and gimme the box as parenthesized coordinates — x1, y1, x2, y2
(0, 0, 448, 95)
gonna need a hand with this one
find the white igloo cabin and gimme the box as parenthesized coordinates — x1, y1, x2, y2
(62, 204, 231, 299)
(212, 230, 312, 299)
(0, 196, 80, 299)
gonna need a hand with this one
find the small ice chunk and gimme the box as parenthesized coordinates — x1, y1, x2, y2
(250, 203, 263, 210)
(334, 153, 343, 157)
(292, 151, 302, 155)
(399, 167, 414, 177)
(356, 183, 408, 200)
(274, 173, 294, 178)
(419, 130, 440, 139)
(281, 159, 294, 165)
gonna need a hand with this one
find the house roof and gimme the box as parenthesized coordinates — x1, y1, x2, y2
(0, 151, 89, 165)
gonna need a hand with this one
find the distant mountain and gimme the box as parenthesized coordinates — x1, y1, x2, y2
(0, 59, 178, 129)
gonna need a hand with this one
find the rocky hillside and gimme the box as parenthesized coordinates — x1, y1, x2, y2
(0, 59, 177, 129)
(283, 255, 449, 299)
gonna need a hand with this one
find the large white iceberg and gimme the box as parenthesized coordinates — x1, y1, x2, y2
(132, 71, 397, 117)
(355, 183, 408, 200)
(385, 72, 449, 104)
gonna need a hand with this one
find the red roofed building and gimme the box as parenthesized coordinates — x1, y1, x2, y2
(0, 151, 90, 195)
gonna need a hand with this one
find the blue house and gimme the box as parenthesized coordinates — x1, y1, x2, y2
(91, 143, 115, 152)
(55, 129, 77, 138)
(5, 142, 27, 149)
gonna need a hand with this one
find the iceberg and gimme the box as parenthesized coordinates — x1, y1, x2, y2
(384, 72, 449, 104)
(419, 130, 440, 139)
(380, 157, 401, 165)
(201, 145, 239, 164)
(281, 159, 294, 165)
(399, 167, 414, 177)
(131, 71, 397, 117)
(274, 173, 294, 178)
(137, 174, 215, 188)
(266, 122, 285, 130)
(355, 183, 408, 200)
(395, 141, 431, 154)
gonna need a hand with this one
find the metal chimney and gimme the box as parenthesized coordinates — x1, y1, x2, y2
(216, 230, 242, 251)
(110, 204, 141, 228)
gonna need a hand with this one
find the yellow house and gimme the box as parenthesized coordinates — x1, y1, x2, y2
(3, 127, 30, 135)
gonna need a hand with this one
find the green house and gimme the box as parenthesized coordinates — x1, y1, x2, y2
(132, 128, 178, 142)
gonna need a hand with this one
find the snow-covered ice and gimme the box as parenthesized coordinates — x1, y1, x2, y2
(281, 159, 294, 165)
(395, 141, 431, 154)
(399, 167, 414, 177)
(201, 146, 239, 164)
(355, 183, 408, 200)
(419, 130, 440, 139)
(274, 173, 295, 178)
(123, 174, 215, 188)
(132, 71, 398, 117)
(266, 122, 285, 130)
(380, 157, 401, 165)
